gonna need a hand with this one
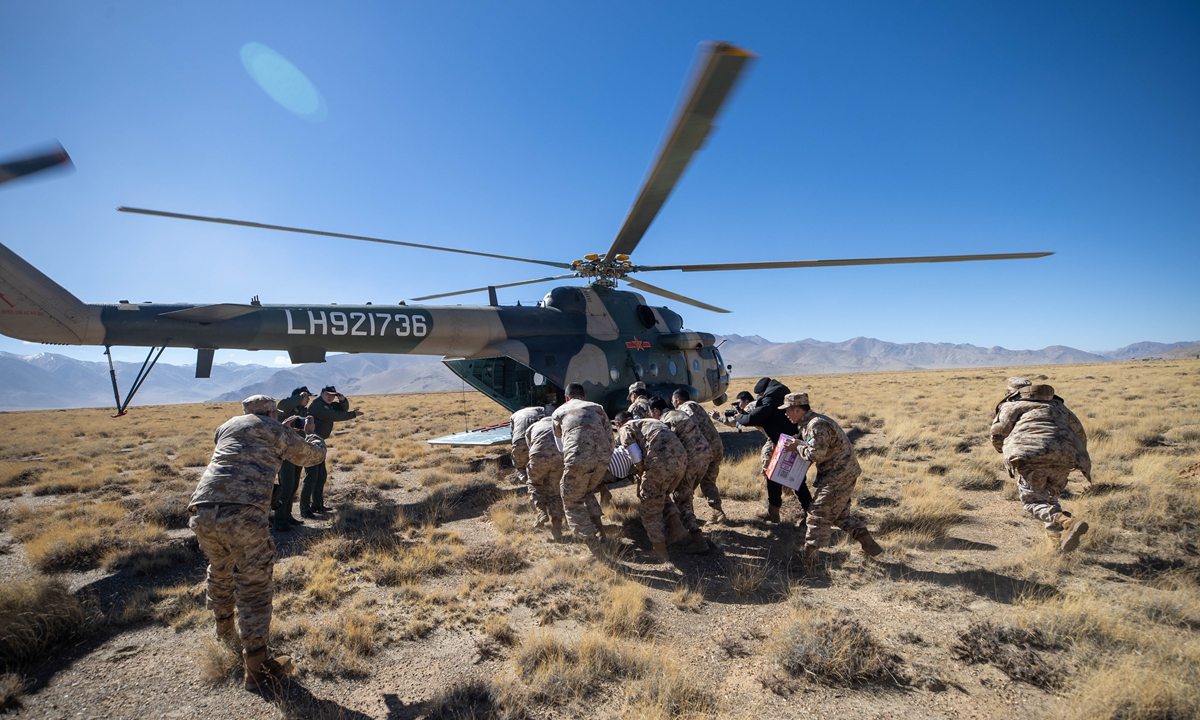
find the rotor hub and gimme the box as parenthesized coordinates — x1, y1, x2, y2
(571, 254, 635, 282)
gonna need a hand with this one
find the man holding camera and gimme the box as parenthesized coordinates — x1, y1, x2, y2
(299, 385, 364, 518)
(272, 387, 312, 531)
(188, 395, 326, 689)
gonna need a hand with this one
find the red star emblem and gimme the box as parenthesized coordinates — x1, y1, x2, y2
(625, 337, 651, 351)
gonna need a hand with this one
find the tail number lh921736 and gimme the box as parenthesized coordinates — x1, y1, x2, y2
(284, 309, 428, 337)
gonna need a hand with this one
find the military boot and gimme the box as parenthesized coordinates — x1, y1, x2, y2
(853, 528, 883, 557)
(682, 530, 710, 554)
(801, 543, 821, 567)
(757, 504, 781, 523)
(215, 614, 236, 646)
(243, 647, 293, 690)
(666, 513, 690, 544)
(550, 517, 563, 542)
(1057, 514, 1089, 553)
(533, 512, 549, 529)
(650, 541, 670, 562)
(710, 502, 728, 525)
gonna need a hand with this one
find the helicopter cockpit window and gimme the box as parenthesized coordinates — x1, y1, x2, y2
(649, 363, 658, 377)
(634, 364, 644, 379)
(669, 360, 677, 376)
(610, 365, 621, 382)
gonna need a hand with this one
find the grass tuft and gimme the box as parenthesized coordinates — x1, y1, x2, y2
(773, 608, 903, 686)
(0, 578, 90, 670)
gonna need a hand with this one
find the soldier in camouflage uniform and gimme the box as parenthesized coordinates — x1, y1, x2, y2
(673, 388, 726, 523)
(551, 383, 613, 553)
(525, 414, 565, 540)
(650, 397, 711, 553)
(991, 382, 1091, 551)
(188, 395, 327, 689)
(628, 383, 653, 419)
(509, 405, 547, 519)
(779, 392, 881, 565)
(614, 413, 689, 561)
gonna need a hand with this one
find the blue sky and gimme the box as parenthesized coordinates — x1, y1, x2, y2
(2, 1, 1197, 367)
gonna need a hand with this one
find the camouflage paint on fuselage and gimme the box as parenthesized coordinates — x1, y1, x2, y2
(0, 237, 730, 414)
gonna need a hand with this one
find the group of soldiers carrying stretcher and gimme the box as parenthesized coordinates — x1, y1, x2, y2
(511, 374, 1091, 563)
(181, 373, 1090, 689)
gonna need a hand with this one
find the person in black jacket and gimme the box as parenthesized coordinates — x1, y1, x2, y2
(713, 377, 812, 523)
(272, 386, 312, 531)
(299, 385, 364, 517)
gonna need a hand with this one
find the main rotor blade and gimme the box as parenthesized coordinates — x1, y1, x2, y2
(637, 251, 1055, 273)
(409, 274, 577, 302)
(602, 42, 755, 265)
(0, 144, 72, 187)
(625, 278, 730, 313)
(117, 207, 573, 270)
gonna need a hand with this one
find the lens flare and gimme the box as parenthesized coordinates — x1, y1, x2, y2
(240, 42, 327, 122)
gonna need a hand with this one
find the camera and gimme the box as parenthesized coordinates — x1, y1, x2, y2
(723, 409, 740, 418)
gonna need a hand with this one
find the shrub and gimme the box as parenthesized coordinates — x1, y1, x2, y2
(773, 611, 903, 686)
(0, 578, 90, 671)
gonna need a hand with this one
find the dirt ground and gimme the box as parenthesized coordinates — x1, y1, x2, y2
(1, 362, 1198, 719)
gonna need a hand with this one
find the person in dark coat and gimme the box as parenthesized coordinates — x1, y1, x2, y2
(299, 385, 363, 517)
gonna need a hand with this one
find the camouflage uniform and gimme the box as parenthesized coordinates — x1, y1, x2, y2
(617, 419, 686, 544)
(525, 416, 565, 522)
(188, 402, 326, 653)
(629, 397, 653, 419)
(990, 385, 1090, 531)
(659, 409, 711, 534)
(551, 399, 613, 538)
(793, 410, 866, 549)
(510, 406, 546, 494)
(678, 400, 724, 509)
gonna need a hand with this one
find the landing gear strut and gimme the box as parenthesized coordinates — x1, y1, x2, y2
(105, 345, 165, 418)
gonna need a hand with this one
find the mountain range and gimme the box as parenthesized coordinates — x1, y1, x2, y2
(1, 337, 1196, 411)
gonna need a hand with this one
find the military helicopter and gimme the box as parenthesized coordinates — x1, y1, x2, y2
(0, 42, 1050, 424)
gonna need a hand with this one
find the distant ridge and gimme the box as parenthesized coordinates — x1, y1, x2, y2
(713, 335, 1148, 377)
(1, 336, 1197, 411)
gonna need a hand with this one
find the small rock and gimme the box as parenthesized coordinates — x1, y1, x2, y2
(922, 677, 947, 692)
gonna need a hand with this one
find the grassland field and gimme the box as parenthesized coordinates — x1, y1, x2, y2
(0, 360, 1198, 719)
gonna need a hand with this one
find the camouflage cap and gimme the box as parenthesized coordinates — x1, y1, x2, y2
(781, 392, 810, 409)
(1007, 377, 1032, 392)
(242, 394, 277, 415)
(1018, 384, 1055, 401)
(628, 381, 646, 394)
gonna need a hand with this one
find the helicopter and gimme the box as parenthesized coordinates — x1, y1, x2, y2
(0, 42, 1050, 424)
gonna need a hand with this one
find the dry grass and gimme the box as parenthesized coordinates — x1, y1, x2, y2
(0, 672, 23, 711)
(0, 577, 90, 671)
(299, 601, 382, 678)
(1, 366, 1199, 716)
(729, 557, 770, 598)
(196, 636, 242, 685)
(772, 606, 903, 686)
(671, 582, 704, 612)
(599, 583, 653, 638)
(716, 453, 765, 502)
